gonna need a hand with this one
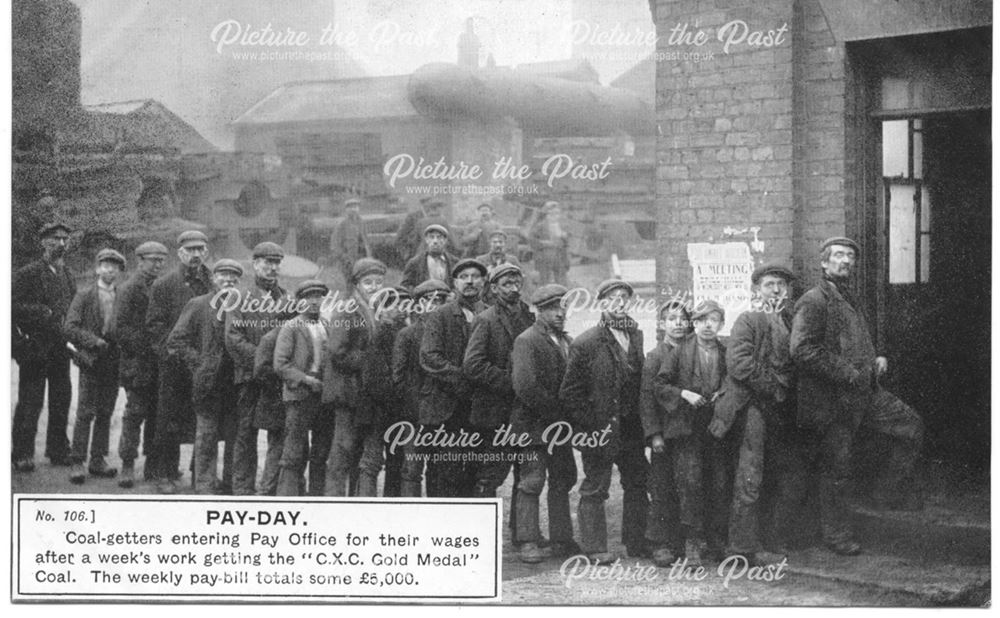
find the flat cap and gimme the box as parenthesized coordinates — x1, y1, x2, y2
(344, 197, 362, 207)
(135, 241, 168, 257)
(413, 279, 451, 300)
(351, 257, 387, 282)
(252, 241, 285, 260)
(423, 223, 449, 238)
(488, 229, 508, 239)
(489, 263, 523, 284)
(751, 263, 795, 285)
(821, 236, 860, 255)
(543, 200, 560, 213)
(596, 278, 634, 299)
(295, 279, 329, 299)
(530, 284, 568, 308)
(691, 299, 725, 322)
(451, 257, 487, 279)
(177, 230, 208, 247)
(658, 299, 692, 320)
(39, 222, 71, 238)
(95, 248, 126, 266)
(212, 258, 244, 276)
(424, 198, 445, 208)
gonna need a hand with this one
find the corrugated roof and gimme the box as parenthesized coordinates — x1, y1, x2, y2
(233, 75, 417, 125)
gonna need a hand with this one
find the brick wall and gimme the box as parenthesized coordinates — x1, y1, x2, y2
(653, 0, 796, 295)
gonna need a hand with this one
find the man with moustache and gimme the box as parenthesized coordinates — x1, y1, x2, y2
(464, 264, 534, 498)
(13, 222, 77, 471)
(65, 248, 127, 484)
(510, 284, 580, 563)
(560, 279, 649, 564)
(167, 259, 244, 494)
(324, 258, 389, 497)
(225, 241, 288, 496)
(711, 264, 796, 566)
(330, 197, 371, 285)
(146, 230, 213, 494)
(401, 224, 460, 290)
(113, 241, 169, 488)
(640, 300, 693, 567)
(396, 198, 453, 261)
(274, 280, 330, 496)
(392, 279, 451, 497)
(791, 238, 924, 556)
(419, 258, 488, 497)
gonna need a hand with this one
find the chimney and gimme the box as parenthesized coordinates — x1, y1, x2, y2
(457, 17, 481, 68)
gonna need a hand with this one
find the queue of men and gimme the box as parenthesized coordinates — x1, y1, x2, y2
(12, 215, 923, 570)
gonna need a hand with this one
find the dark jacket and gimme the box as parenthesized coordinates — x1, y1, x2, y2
(113, 270, 158, 389)
(323, 291, 376, 411)
(12, 259, 76, 363)
(224, 279, 289, 385)
(274, 315, 328, 402)
(638, 338, 683, 442)
(331, 214, 371, 263)
(360, 314, 406, 425)
(401, 251, 460, 290)
(252, 327, 285, 430)
(166, 292, 234, 406)
(64, 282, 120, 382)
(419, 299, 484, 425)
(474, 252, 522, 271)
(560, 316, 644, 433)
(652, 335, 727, 439)
(510, 321, 572, 445)
(392, 320, 425, 423)
(713, 309, 795, 433)
(463, 299, 535, 428)
(146, 263, 213, 357)
(790, 278, 878, 427)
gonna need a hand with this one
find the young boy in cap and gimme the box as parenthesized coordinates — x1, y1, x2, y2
(511, 284, 580, 563)
(65, 248, 127, 483)
(640, 299, 693, 566)
(114, 240, 168, 488)
(401, 224, 460, 290)
(419, 258, 487, 497)
(274, 280, 330, 496)
(225, 241, 289, 496)
(324, 257, 389, 496)
(653, 299, 730, 567)
(712, 263, 797, 565)
(146, 229, 212, 493)
(12, 222, 76, 471)
(392, 279, 451, 497)
(560, 279, 649, 564)
(166, 259, 244, 494)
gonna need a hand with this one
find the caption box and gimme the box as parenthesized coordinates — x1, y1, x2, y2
(13, 495, 501, 602)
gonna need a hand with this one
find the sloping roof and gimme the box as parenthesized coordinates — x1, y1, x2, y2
(73, 99, 217, 153)
(233, 75, 417, 125)
(610, 54, 655, 105)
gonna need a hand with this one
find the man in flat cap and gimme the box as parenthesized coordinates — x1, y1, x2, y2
(274, 280, 330, 496)
(324, 258, 389, 496)
(464, 263, 534, 498)
(790, 237, 924, 556)
(395, 198, 453, 262)
(475, 229, 522, 272)
(561, 279, 649, 564)
(419, 258, 487, 496)
(711, 263, 797, 566)
(330, 197, 371, 286)
(529, 201, 570, 286)
(113, 240, 168, 488)
(167, 259, 244, 494)
(146, 230, 213, 493)
(462, 202, 501, 258)
(65, 248, 127, 484)
(510, 284, 580, 563)
(12, 222, 76, 471)
(225, 241, 289, 496)
(640, 299, 693, 567)
(401, 224, 460, 290)
(392, 280, 451, 497)
(653, 299, 730, 567)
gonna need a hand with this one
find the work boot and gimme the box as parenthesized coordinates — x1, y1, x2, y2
(118, 461, 135, 489)
(69, 464, 87, 485)
(519, 542, 546, 564)
(684, 538, 705, 569)
(652, 547, 676, 568)
(156, 478, 178, 495)
(547, 540, 582, 558)
(824, 538, 862, 556)
(13, 459, 35, 473)
(88, 458, 117, 478)
(586, 552, 618, 565)
(744, 550, 787, 567)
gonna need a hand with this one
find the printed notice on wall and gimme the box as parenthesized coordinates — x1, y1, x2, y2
(13, 495, 501, 603)
(687, 242, 755, 336)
